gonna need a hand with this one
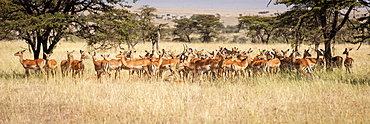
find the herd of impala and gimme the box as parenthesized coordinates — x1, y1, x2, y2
(14, 46, 355, 81)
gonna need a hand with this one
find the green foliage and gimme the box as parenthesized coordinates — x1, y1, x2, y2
(354, 0, 370, 43)
(274, 0, 363, 67)
(0, 0, 131, 59)
(192, 14, 223, 43)
(274, 7, 323, 47)
(172, 18, 196, 42)
(77, 8, 138, 50)
(238, 16, 276, 44)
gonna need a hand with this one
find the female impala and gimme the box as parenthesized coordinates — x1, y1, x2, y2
(303, 49, 316, 68)
(343, 48, 354, 73)
(105, 53, 125, 79)
(116, 51, 151, 79)
(89, 52, 109, 79)
(60, 50, 75, 77)
(315, 49, 326, 70)
(70, 50, 90, 78)
(146, 53, 164, 79)
(266, 51, 281, 75)
(291, 50, 312, 75)
(44, 53, 58, 78)
(14, 50, 47, 78)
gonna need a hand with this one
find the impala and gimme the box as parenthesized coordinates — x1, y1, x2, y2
(158, 54, 182, 78)
(105, 54, 124, 79)
(60, 50, 75, 77)
(291, 50, 312, 75)
(331, 51, 343, 69)
(222, 48, 252, 77)
(230, 57, 250, 77)
(343, 48, 354, 73)
(146, 53, 164, 78)
(89, 52, 109, 79)
(14, 50, 47, 78)
(279, 49, 295, 71)
(44, 53, 58, 78)
(220, 55, 239, 77)
(250, 59, 269, 76)
(266, 50, 281, 75)
(303, 49, 317, 68)
(250, 49, 270, 76)
(70, 50, 90, 78)
(315, 49, 326, 70)
(116, 51, 151, 79)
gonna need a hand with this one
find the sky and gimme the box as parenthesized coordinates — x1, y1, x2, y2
(127, 0, 289, 10)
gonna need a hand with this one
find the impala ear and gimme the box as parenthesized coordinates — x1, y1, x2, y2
(21, 50, 26, 53)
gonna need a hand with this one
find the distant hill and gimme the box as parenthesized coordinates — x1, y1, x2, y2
(126, 6, 368, 27)
(127, 6, 287, 26)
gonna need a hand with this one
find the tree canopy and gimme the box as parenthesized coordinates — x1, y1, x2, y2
(238, 16, 276, 44)
(273, 0, 362, 69)
(172, 18, 196, 42)
(192, 14, 223, 43)
(0, 0, 134, 59)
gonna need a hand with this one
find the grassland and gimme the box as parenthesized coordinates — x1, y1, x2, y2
(1, 40, 370, 123)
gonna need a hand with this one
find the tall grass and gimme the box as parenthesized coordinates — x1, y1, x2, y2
(1, 40, 369, 123)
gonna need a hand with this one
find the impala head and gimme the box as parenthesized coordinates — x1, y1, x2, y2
(44, 52, 53, 60)
(88, 52, 97, 59)
(289, 50, 301, 57)
(14, 50, 26, 56)
(125, 50, 136, 60)
(343, 48, 352, 55)
(67, 50, 75, 59)
(101, 54, 110, 60)
(246, 48, 253, 54)
(272, 48, 283, 57)
(265, 51, 274, 60)
(281, 49, 290, 57)
(80, 50, 90, 59)
(116, 51, 128, 59)
(304, 49, 312, 58)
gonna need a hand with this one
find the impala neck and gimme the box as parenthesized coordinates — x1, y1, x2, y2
(303, 54, 308, 58)
(292, 51, 297, 63)
(119, 56, 128, 66)
(67, 56, 73, 67)
(18, 54, 25, 66)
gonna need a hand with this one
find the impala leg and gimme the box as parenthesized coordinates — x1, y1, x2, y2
(25, 69, 30, 78)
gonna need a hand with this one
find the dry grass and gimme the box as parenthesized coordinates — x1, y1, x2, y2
(1, 40, 370, 123)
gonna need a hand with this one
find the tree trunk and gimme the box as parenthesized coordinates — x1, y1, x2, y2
(324, 38, 332, 70)
(186, 35, 191, 42)
(156, 29, 160, 51)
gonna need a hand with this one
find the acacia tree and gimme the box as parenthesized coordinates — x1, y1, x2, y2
(355, 0, 370, 44)
(274, 8, 323, 50)
(238, 16, 276, 44)
(77, 8, 139, 50)
(172, 18, 196, 42)
(0, 0, 135, 59)
(192, 14, 223, 43)
(273, 0, 362, 69)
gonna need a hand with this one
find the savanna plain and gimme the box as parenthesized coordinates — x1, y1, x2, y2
(1, 40, 370, 123)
